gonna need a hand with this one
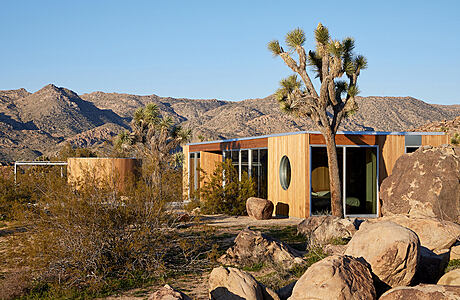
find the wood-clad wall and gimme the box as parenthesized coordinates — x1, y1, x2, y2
(422, 134, 449, 146)
(182, 145, 189, 199)
(67, 158, 141, 192)
(200, 151, 223, 185)
(376, 135, 405, 184)
(268, 133, 309, 218)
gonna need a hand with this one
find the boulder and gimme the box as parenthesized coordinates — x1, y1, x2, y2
(380, 145, 460, 223)
(364, 215, 460, 252)
(451, 245, 460, 261)
(297, 216, 359, 246)
(246, 197, 274, 220)
(288, 255, 376, 300)
(148, 284, 191, 300)
(208, 266, 279, 300)
(218, 228, 304, 268)
(438, 269, 460, 286)
(379, 284, 460, 300)
(344, 221, 420, 288)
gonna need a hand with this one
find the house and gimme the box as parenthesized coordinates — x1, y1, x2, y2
(183, 131, 448, 218)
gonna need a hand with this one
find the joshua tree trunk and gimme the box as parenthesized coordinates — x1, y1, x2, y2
(324, 131, 343, 217)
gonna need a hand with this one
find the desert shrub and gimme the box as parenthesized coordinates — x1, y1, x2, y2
(57, 142, 98, 160)
(451, 133, 460, 145)
(199, 159, 255, 216)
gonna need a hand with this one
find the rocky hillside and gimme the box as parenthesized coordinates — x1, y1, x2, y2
(412, 115, 460, 143)
(0, 84, 459, 163)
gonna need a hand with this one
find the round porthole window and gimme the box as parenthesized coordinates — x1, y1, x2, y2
(279, 155, 291, 190)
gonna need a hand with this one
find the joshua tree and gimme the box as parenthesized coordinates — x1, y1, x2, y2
(268, 24, 367, 217)
(115, 103, 191, 185)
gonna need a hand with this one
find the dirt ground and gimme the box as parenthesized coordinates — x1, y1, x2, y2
(102, 215, 304, 300)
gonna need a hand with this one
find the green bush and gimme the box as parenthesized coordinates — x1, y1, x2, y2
(198, 159, 255, 216)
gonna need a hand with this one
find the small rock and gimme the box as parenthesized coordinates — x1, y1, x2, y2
(379, 284, 460, 300)
(209, 266, 279, 300)
(438, 269, 460, 286)
(288, 255, 376, 300)
(148, 284, 191, 300)
(246, 197, 274, 220)
(344, 221, 420, 289)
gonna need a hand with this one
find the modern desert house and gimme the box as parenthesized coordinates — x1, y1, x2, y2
(183, 131, 448, 218)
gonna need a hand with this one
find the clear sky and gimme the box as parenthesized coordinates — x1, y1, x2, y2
(1, 0, 459, 104)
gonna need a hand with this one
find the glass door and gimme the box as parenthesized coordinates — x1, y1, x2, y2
(345, 147, 377, 216)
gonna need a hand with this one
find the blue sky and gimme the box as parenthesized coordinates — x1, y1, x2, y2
(1, 0, 459, 104)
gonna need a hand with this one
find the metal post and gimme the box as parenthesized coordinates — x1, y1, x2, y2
(248, 149, 252, 178)
(14, 162, 17, 184)
(238, 150, 242, 181)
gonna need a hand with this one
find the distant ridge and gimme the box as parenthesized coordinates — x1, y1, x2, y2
(0, 84, 458, 163)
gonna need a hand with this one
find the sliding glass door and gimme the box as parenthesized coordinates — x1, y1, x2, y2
(310, 146, 378, 217)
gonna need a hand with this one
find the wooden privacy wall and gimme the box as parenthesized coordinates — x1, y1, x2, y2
(67, 158, 141, 192)
(422, 134, 449, 146)
(200, 151, 223, 185)
(183, 145, 189, 199)
(377, 135, 405, 183)
(268, 133, 309, 218)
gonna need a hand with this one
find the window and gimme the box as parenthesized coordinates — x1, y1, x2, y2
(279, 155, 291, 190)
(405, 135, 421, 153)
(222, 148, 268, 198)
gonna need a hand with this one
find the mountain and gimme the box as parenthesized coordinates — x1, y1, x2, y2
(0, 84, 459, 163)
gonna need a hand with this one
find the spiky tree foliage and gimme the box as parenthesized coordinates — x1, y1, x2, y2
(268, 24, 367, 217)
(115, 103, 191, 187)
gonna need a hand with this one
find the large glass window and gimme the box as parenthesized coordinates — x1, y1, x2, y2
(222, 148, 268, 199)
(310, 146, 377, 216)
(311, 147, 343, 215)
(189, 152, 200, 198)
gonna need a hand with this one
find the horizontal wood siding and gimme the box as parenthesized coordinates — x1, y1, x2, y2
(310, 134, 377, 145)
(189, 138, 268, 152)
(268, 133, 309, 218)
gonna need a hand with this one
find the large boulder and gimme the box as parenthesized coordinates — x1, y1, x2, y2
(297, 216, 359, 246)
(288, 255, 376, 300)
(380, 145, 460, 223)
(438, 269, 460, 286)
(344, 221, 420, 289)
(364, 215, 460, 252)
(218, 228, 304, 268)
(246, 197, 274, 220)
(379, 284, 460, 300)
(148, 285, 191, 300)
(208, 266, 279, 300)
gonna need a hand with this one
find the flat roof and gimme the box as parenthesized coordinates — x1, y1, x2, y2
(187, 130, 445, 146)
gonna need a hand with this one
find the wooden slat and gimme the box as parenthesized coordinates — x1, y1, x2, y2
(422, 134, 449, 146)
(310, 134, 377, 145)
(268, 133, 309, 218)
(189, 138, 268, 152)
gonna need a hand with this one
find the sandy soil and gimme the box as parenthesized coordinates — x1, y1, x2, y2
(102, 215, 303, 299)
